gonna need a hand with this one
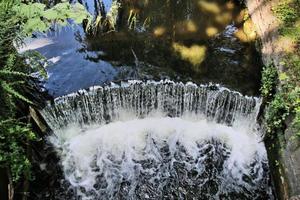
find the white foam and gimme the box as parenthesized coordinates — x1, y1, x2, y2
(50, 115, 266, 193)
(48, 56, 61, 64)
(41, 80, 270, 199)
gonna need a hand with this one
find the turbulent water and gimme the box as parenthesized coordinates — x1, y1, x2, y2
(41, 80, 273, 200)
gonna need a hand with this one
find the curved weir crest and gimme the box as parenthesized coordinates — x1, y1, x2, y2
(40, 80, 273, 199)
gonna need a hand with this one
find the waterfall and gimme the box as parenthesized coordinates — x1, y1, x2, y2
(40, 80, 273, 200)
(41, 80, 261, 131)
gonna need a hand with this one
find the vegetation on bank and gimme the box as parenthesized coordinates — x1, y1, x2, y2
(0, 0, 90, 197)
(262, 0, 300, 139)
(0, 0, 36, 187)
(0, 0, 298, 197)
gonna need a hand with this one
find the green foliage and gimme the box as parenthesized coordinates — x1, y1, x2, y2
(0, 0, 92, 186)
(265, 0, 300, 140)
(0, 0, 40, 184)
(273, 0, 300, 41)
(279, 25, 300, 40)
(264, 77, 300, 136)
(260, 64, 278, 100)
(265, 93, 289, 133)
(272, 0, 298, 25)
(0, 52, 36, 182)
(289, 87, 300, 137)
(294, 107, 300, 137)
(0, 120, 36, 182)
(22, 50, 48, 78)
(0, 3, 22, 60)
(12, 2, 92, 36)
(2, 81, 34, 104)
(0, 52, 34, 105)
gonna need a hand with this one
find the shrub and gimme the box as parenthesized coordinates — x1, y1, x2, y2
(260, 64, 278, 101)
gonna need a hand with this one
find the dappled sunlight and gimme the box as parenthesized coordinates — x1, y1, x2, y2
(186, 20, 198, 33)
(276, 36, 298, 53)
(153, 26, 166, 37)
(234, 29, 250, 42)
(225, 1, 235, 10)
(80, 0, 262, 95)
(273, 19, 300, 54)
(243, 19, 257, 40)
(234, 19, 257, 42)
(215, 12, 233, 25)
(175, 20, 198, 34)
(172, 42, 207, 66)
(0, 0, 281, 198)
(198, 1, 221, 14)
(206, 26, 219, 37)
(235, 9, 247, 25)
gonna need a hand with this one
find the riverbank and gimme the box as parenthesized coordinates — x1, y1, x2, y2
(246, 0, 300, 199)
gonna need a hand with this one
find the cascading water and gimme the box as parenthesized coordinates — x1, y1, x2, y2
(40, 80, 273, 200)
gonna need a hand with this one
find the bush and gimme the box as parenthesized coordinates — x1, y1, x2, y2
(272, 0, 298, 25)
(260, 64, 278, 101)
(265, 0, 300, 140)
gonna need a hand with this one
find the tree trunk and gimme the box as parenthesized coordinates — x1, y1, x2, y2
(7, 168, 14, 200)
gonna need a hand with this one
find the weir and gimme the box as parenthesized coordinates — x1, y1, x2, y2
(41, 80, 261, 130)
(40, 80, 273, 199)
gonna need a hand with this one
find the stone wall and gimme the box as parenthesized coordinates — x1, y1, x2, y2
(246, 0, 300, 199)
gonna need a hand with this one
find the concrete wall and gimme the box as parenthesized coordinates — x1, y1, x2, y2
(246, 0, 300, 199)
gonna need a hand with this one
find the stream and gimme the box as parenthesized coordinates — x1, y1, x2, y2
(23, 0, 274, 199)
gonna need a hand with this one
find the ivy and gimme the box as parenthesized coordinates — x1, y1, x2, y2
(260, 64, 278, 101)
(265, 93, 289, 134)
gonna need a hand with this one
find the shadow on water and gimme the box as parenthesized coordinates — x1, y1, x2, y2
(29, 0, 263, 97)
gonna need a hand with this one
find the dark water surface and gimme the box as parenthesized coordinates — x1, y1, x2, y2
(26, 0, 262, 97)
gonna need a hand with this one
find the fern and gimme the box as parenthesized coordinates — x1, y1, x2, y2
(22, 50, 48, 78)
(0, 0, 92, 189)
(0, 70, 31, 77)
(1, 81, 33, 105)
(12, 2, 92, 36)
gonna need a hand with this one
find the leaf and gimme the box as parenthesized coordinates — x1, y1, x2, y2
(13, 3, 45, 19)
(23, 18, 48, 35)
(43, 9, 58, 20)
(73, 2, 86, 11)
(31, 3, 46, 12)
(52, 2, 70, 12)
(279, 72, 289, 81)
(2, 82, 34, 104)
(68, 3, 91, 24)
(0, 70, 31, 77)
